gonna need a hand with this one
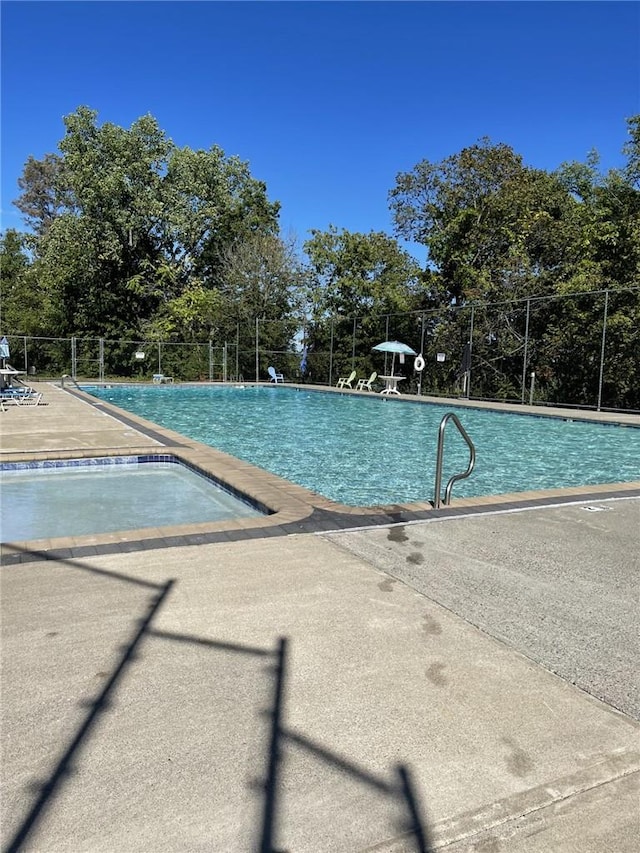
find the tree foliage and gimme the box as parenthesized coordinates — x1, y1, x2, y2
(388, 120, 639, 407)
(302, 226, 423, 378)
(389, 139, 588, 305)
(9, 107, 284, 362)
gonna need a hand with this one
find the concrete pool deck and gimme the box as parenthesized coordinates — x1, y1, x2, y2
(1, 381, 639, 851)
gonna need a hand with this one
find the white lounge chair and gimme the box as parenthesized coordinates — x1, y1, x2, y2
(0, 387, 43, 406)
(268, 366, 284, 383)
(336, 370, 356, 389)
(17, 392, 43, 406)
(356, 371, 377, 391)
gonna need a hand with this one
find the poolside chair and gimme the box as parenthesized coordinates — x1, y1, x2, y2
(356, 371, 377, 391)
(17, 392, 43, 406)
(336, 370, 356, 389)
(0, 386, 31, 404)
(268, 366, 284, 383)
(0, 387, 44, 406)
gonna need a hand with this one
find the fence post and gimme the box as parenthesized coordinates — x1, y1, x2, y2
(223, 343, 228, 383)
(418, 313, 426, 396)
(209, 340, 213, 381)
(71, 336, 77, 380)
(596, 289, 609, 411)
(157, 342, 162, 375)
(521, 298, 531, 404)
(255, 317, 259, 382)
(23, 336, 28, 373)
(329, 319, 334, 386)
(236, 323, 240, 381)
(467, 306, 474, 399)
(351, 317, 357, 370)
(99, 338, 104, 383)
(384, 314, 390, 374)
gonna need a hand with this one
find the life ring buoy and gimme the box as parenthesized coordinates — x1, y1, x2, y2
(414, 354, 425, 372)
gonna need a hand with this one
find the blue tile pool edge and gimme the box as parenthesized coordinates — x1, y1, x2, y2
(0, 454, 272, 518)
(4, 485, 640, 568)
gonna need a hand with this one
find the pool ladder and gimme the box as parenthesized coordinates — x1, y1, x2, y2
(433, 413, 476, 508)
(60, 374, 82, 390)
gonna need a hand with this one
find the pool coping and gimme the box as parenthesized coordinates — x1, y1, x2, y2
(2, 381, 639, 565)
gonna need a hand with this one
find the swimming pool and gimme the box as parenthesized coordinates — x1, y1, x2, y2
(0, 455, 264, 542)
(85, 385, 640, 507)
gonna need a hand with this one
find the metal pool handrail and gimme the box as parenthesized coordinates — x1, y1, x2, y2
(434, 413, 476, 508)
(60, 374, 82, 389)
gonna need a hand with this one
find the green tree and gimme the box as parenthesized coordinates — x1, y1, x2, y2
(0, 230, 37, 333)
(389, 130, 640, 405)
(15, 154, 65, 236)
(303, 227, 423, 379)
(11, 106, 283, 355)
(221, 232, 304, 378)
(161, 144, 280, 288)
(623, 114, 640, 189)
(389, 139, 585, 305)
(543, 117, 640, 408)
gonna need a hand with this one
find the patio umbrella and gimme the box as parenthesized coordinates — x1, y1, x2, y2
(372, 340, 417, 375)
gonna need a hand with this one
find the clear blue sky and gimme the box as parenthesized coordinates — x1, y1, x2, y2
(2, 1, 638, 263)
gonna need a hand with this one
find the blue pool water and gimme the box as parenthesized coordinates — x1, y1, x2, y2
(0, 456, 263, 542)
(85, 385, 640, 507)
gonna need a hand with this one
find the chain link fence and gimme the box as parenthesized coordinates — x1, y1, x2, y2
(265, 287, 639, 411)
(2, 287, 638, 411)
(1, 337, 235, 384)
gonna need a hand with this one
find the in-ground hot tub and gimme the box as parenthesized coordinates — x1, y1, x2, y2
(0, 455, 266, 542)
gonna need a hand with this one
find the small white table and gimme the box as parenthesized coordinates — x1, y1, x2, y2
(379, 375, 404, 395)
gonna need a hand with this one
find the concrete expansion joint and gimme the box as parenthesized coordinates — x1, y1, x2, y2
(426, 754, 640, 851)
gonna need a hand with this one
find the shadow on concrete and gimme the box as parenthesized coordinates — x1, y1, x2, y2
(4, 577, 174, 853)
(2, 548, 433, 853)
